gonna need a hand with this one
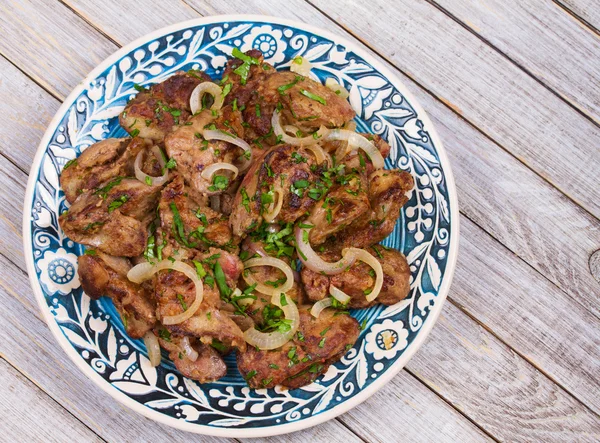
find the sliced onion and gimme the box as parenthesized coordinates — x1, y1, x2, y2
(310, 297, 333, 318)
(325, 78, 350, 99)
(209, 195, 221, 212)
(202, 129, 252, 172)
(295, 225, 358, 275)
(290, 56, 313, 76)
(304, 144, 332, 166)
(134, 148, 169, 186)
(343, 247, 384, 302)
(201, 162, 239, 182)
(272, 110, 329, 146)
(242, 257, 294, 296)
(329, 285, 351, 304)
(190, 82, 224, 115)
(181, 336, 199, 362)
(143, 332, 161, 367)
(243, 293, 299, 350)
(262, 188, 284, 223)
(325, 129, 385, 169)
(127, 260, 203, 325)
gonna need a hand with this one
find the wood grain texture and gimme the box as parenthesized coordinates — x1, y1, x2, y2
(431, 0, 600, 123)
(558, 0, 600, 31)
(0, 0, 117, 99)
(408, 219, 600, 440)
(309, 0, 600, 221)
(449, 217, 600, 416)
(0, 55, 61, 172)
(0, 358, 102, 443)
(0, 157, 27, 269)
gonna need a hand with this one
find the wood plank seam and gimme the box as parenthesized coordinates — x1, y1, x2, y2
(0, 355, 108, 442)
(304, 0, 600, 227)
(403, 367, 501, 442)
(0, 54, 62, 104)
(426, 0, 600, 128)
(554, 0, 600, 37)
(446, 292, 600, 422)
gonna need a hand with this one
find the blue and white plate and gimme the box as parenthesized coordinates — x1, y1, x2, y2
(23, 15, 459, 437)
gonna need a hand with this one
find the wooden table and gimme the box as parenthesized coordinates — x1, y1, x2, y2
(1, 1, 599, 441)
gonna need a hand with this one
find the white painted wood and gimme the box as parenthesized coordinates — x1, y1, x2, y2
(559, 0, 600, 30)
(308, 0, 600, 221)
(0, 57, 60, 172)
(0, 0, 117, 99)
(0, 358, 102, 443)
(0, 157, 27, 269)
(409, 223, 600, 440)
(432, 0, 600, 123)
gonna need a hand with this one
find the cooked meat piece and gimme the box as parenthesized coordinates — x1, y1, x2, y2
(335, 169, 414, 249)
(154, 247, 246, 351)
(60, 178, 161, 256)
(119, 70, 211, 141)
(158, 335, 227, 383)
(60, 137, 149, 204)
(306, 171, 370, 245)
(230, 144, 319, 237)
(259, 70, 355, 130)
(158, 175, 236, 258)
(237, 306, 359, 388)
(78, 253, 156, 338)
(302, 245, 411, 308)
(164, 106, 246, 198)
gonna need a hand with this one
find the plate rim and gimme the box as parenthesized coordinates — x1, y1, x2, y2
(22, 14, 460, 438)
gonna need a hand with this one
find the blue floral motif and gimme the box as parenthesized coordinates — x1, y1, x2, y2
(25, 19, 456, 436)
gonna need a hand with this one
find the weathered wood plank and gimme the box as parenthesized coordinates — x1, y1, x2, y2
(0, 158, 27, 269)
(339, 370, 492, 443)
(409, 238, 600, 440)
(0, 253, 482, 441)
(431, 0, 600, 122)
(0, 358, 103, 443)
(558, 0, 600, 31)
(0, 0, 117, 99)
(0, 55, 60, 172)
(62, 0, 200, 44)
(442, 217, 600, 415)
(308, 0, 600, 221)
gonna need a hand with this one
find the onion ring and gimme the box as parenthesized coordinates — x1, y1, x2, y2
(325, 129, 385, 169)
(310, 297, 333, 318)
(343, 247, 384, 302)
(190, 82, 224, 115)
(202, 129, 252, 172)
(181, 336, 199, 362)
(134, 147, 169, 186)
(295, 225, 358, 275)
(242, 256, 294, 296)
(329, 285, 351, 304)
(200, 162, 239, 182)
(143, 332, 161, 367)
(243, 293, 299, 350)
(325, 78, 350, 99)
(127, 260, 203, 325)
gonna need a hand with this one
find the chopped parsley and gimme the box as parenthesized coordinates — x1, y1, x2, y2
(94, 176, 124, 198)
(84, 249, 97, 256)
(130, 129, 140, 137)
(211, 339, 228, 353)
(245, 370, 257, 380)
(158, 328, 171, 342)
(108, 195, 129, 212)
(241, 187, 251, 213)
(208, 175, 229, 192)
(165, 158, 177, 170)
(232, 48, 260, 85)
(277, 75, 303, 95)
(63, 158, 77, 170)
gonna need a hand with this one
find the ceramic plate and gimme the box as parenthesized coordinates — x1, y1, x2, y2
(23, 15, 459, 437)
